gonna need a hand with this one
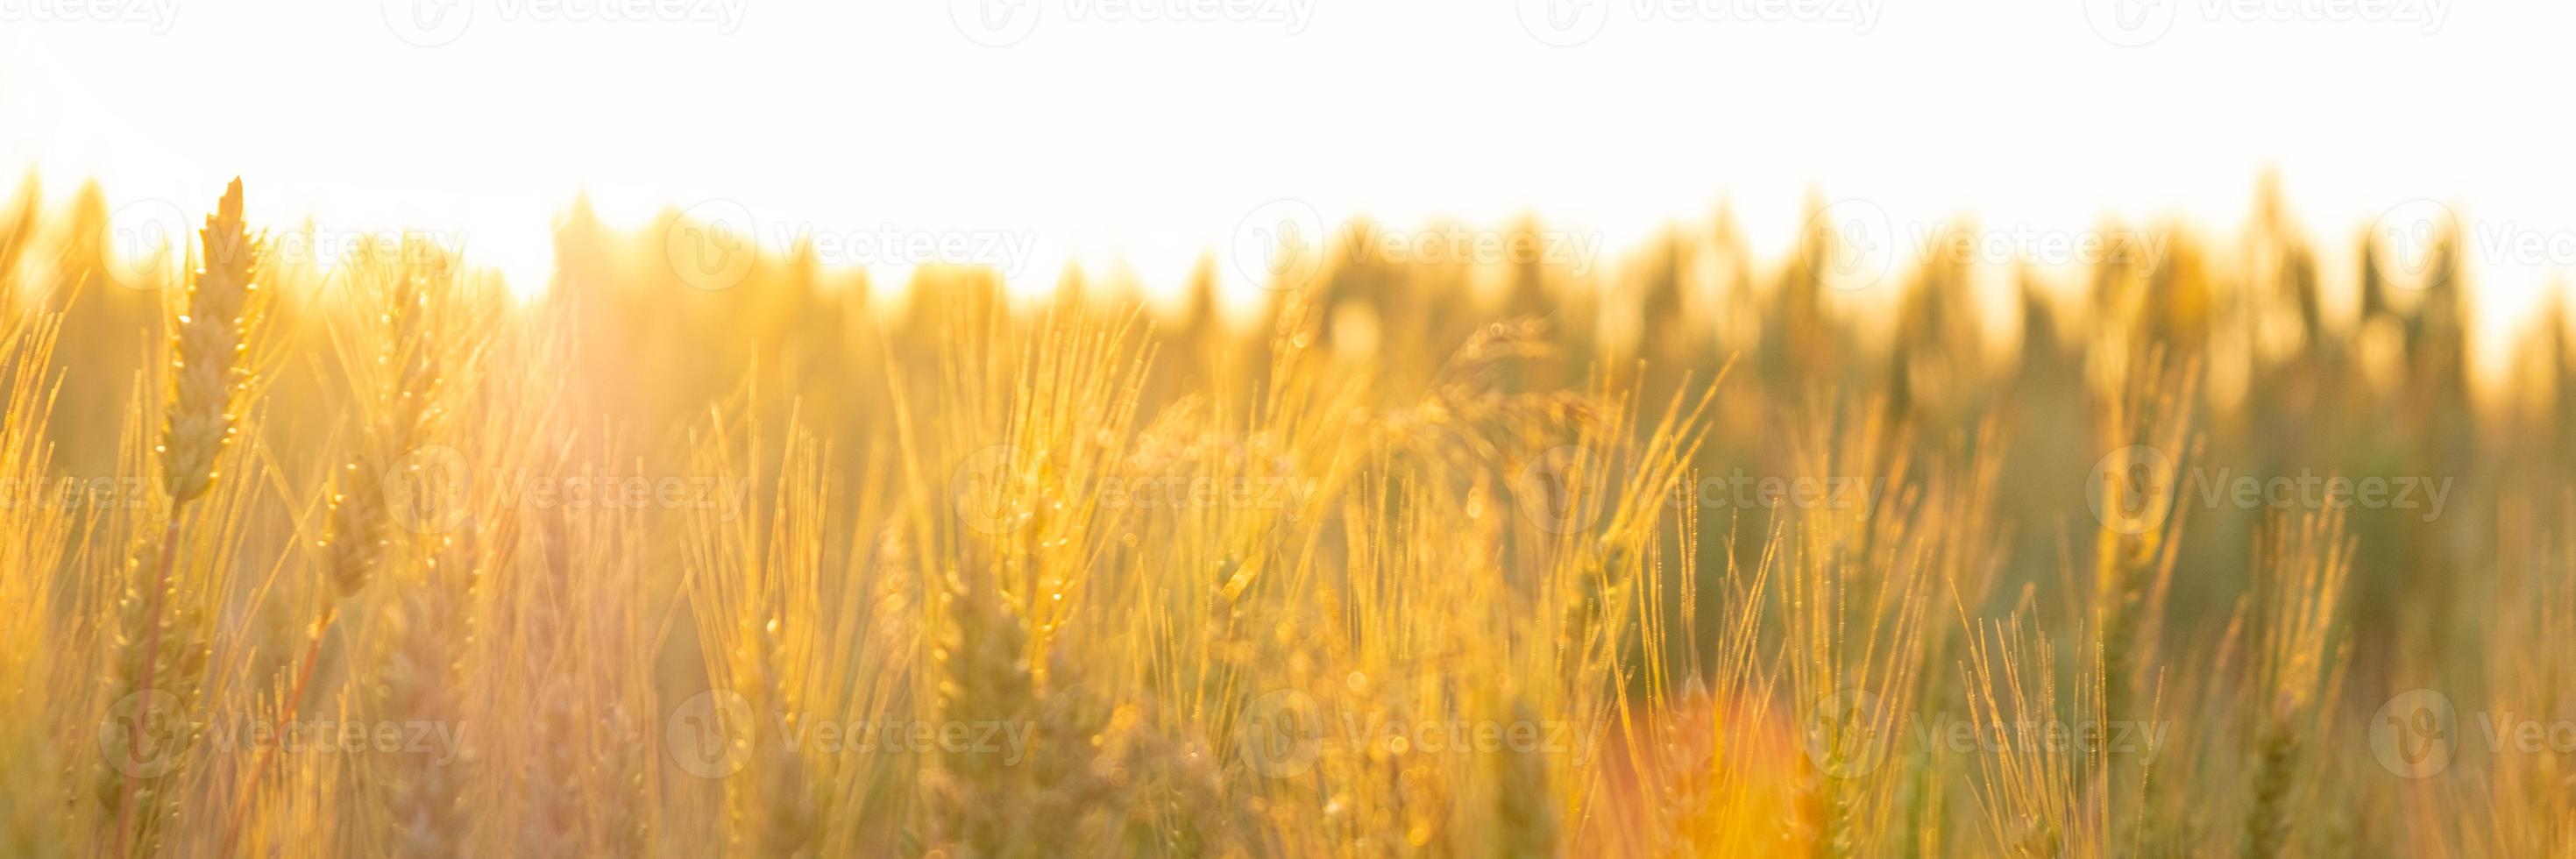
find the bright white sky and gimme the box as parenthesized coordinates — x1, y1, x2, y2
(1, 0, 2570, 334)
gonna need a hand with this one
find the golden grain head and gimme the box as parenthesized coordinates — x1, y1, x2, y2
(159, 179, 260, 505)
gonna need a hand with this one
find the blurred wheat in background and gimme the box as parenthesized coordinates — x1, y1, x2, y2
(0, 173, 2571, 858)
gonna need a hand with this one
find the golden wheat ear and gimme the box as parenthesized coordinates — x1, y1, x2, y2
(160, 178, 259, 504)
(106, 179, 261, 859)
(320, 243, 454, 598)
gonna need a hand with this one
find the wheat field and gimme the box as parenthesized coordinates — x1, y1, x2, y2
(0, 174, 2569, 858)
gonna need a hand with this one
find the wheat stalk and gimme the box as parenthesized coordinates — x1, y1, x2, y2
(0, 311, 69, 859)
(381, 575, 472, 859)
(2239, 509, 2354, 859)
(106, 179, 261, 859)
(1494, 696, 1562, 859)
(218, 243, 461, 858)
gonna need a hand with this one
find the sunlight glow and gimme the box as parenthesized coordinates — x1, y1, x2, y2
(4, 0, 2571, 342)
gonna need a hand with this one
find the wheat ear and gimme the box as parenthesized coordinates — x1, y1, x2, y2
(319, 250, 448, 596)
(2239, 510, 2354, 859)
(107, 179, 259, 858)
(219, 247, 454, 859)
(925, 562, 1034, 858)
(158, 178, 257, 505)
